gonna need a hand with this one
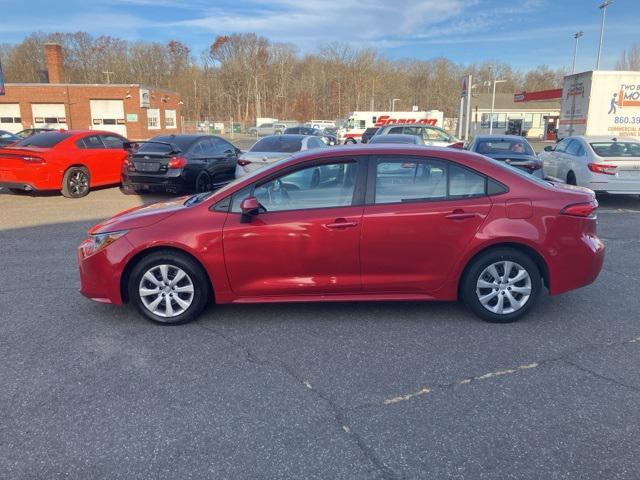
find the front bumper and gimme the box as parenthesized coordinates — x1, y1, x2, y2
(77, 236, 133, 305)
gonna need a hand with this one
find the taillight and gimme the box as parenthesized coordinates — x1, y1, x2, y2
(523, 159, 543, 172)
(237, 159, 252, 167)
(168, 156, 187, 169)
(588, 163, 617, 175)
(124, 158, 135, 171)
(561, 199, 598, 218)
(22, 156, 45, 164)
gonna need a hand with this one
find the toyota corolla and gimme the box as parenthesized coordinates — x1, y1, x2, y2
(78, 145, 605, 325)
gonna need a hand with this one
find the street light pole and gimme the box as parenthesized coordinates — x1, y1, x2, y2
(489, 79, 506, 135)
(391, 98, 400, 112)
(596, 0, 613, 70)
(572, 31, 584, 74)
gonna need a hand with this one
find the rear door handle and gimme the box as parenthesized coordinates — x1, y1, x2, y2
(325, 219, 358, 229)
(445, 210, 477, 220)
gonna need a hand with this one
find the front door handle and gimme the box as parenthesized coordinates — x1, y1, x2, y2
(325, 218, 358, 229)
(445, 210, 477, 220)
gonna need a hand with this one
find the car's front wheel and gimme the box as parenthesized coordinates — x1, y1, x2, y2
(461, 248, 542, 323)
(128, 250, 211, 325)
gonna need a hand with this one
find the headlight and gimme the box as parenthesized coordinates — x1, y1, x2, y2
(80, 230, 128, 258)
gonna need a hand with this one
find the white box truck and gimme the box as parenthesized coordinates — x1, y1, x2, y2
(559, 70, 640, 140)
(337, 110, 444, 143)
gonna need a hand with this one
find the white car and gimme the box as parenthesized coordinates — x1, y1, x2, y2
(235, 134, 328, 178)
(373, 124, 462, 148)
(539, 136, 640, 194)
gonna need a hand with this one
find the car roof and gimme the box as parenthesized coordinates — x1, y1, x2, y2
(258, 134, 307, 139)
(381, 123, 444, 128)
(473, 135, 529, 141)
(571, 135, 639, 142)
(370, 134, 421, 142)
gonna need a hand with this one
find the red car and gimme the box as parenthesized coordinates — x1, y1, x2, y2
(78, 145, 605, 325)
(0, 130, 128, 198)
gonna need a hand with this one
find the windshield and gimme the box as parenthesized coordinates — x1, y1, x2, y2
(250, 136, 303, 153)
(475, 138, 534, 156)
(590, 142, 640, 158)
(15, 132, 71, 148)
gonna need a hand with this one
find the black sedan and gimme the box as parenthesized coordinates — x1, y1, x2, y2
(467, 135, 543, 178)
(121, 134, 239, 195)
(360, 127, 379, 144)
(283, 126, 337, 146)
(0, 130, 20, 147)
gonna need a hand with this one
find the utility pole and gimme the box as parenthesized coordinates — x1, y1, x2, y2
(489, 79, 506, 135)
(596, 0, 613, 70)
(572, 31, 584, 74)
(102, 71, 114, 84)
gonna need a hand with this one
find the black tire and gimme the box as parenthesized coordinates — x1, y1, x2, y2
(461, 248, 542, 323)
(194, 171, 211, 193)
(567, 171, 577, 186)
(61, 166, 90, 198)
(344, 138, 357, 145)
(128, 250, 211, 325)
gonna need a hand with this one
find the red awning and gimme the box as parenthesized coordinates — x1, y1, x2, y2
(514, 89, 562, 102)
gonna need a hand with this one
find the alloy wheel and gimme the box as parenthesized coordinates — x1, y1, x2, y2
(69, 170, 89, 196)
(138, 264, 195, 319)
(475, 261, 532, 315)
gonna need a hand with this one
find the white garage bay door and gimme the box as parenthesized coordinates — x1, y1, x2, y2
(90, 100, 127, 137)
(0, 104, 23, 133)
(31, 104, 67, 130)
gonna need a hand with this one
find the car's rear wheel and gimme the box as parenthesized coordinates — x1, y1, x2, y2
(128, 250, 210, 325)
(62, 167, 90, 198)
(344, 138, 357, 144)
(461, 248, 541, 323)
(195, 171, 211, 193)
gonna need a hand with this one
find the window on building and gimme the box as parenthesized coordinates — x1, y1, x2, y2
(147, 108, 160, 129)
(165, 109, 177, 129)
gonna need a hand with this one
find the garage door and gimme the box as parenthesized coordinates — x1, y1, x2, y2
(0, 104, 23, 133)
(90, 100, 127, 137)
(31, 104, 67, 130)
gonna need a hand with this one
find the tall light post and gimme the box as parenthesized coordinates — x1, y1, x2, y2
(596, 0, 613, 70)
(489, 79, 506, 135)
(572, 31, 584, 73)
(391, 98, 400, 112)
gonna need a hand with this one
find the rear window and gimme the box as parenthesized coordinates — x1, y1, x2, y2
(15, 132, 71, 148)
(590, 142, 640, 158)
(475, 139, 534, 156)
(137, 136, 195, 154)
(250, 136, 303, 153)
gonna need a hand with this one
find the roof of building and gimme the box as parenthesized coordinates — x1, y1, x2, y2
(4, 83, 178, 95)
(470, 93, 560, 111)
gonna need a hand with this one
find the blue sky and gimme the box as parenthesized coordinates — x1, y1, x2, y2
(0, 0, 638, 71)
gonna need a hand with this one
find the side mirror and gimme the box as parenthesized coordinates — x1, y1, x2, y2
(543, 145, 554, 152)
(240, 196, 260, 223)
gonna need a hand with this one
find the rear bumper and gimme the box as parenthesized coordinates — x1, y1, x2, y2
(0, 181, 39, 192)
(587, 173, 640, 195)
(548, 232, 605, 295)
(121, 171, 187, 194)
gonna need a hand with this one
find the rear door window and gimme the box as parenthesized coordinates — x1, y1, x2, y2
(372, 156, 487, 204)
(78, 135, 105, 149)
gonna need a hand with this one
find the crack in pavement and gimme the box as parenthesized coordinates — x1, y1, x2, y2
(197, 322, 399, 480)
(372, 334, 640, 408)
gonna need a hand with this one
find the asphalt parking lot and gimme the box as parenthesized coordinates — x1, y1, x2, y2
(2, 185, 640, 479)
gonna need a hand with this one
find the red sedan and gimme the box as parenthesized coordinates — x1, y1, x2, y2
(78, 145, 605, 324)
(0, 130, 128, 198)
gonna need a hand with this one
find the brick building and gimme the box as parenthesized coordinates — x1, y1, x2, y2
(0, 44, 181, 140)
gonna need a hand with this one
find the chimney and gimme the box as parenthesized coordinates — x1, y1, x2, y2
(44, 43, 65, 84)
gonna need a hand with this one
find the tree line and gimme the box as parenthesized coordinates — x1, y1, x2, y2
(2, 32, 635, 123)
